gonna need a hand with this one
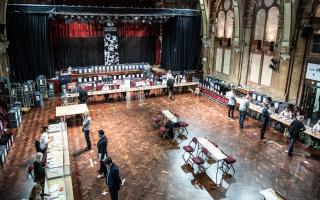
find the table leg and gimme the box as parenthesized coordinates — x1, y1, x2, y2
(216, 160, 219, 185)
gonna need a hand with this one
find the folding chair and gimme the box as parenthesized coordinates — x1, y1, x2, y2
(182, 137, 198, 164)
(219, 153, 236, 176)
(177, 121, 189, 136)
(191, 147, 209, 173)
(159, 126, 169, 139)
(151, 116, 162, 129)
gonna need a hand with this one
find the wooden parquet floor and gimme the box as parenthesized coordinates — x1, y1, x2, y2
(0, 94, 320, 200)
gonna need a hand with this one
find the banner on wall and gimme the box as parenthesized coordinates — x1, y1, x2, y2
(306, 63, 320, 82)
(104, 23, 119, 66)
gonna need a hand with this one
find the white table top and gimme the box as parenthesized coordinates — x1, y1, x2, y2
(65, 82, 198, 97)
(162, 110, 179, 123)
(259, 188, 285, 200)
(197, 137, 227, 161)
(45, 122, 74, 200)
(56, 104, 89, 117)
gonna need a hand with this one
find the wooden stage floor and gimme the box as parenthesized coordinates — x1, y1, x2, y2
(0, 94, 319, 200)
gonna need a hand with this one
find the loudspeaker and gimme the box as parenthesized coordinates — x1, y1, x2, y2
(269, 58, 278, 70)
(227, 38, 231, 46)
(257, 40, 262, 50)
(269, 42, 275, 52)
(301, 24, 313, 38)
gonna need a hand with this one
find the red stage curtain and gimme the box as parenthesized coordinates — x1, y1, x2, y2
(155, 37, 161, 65)
(50, 20, 103, 44)
(117, 23, 159, 37)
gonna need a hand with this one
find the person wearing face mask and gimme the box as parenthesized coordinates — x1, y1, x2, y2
(313, 120, 320, 133)
(97, 130, 108, 177)
(104, 157, 123, 200)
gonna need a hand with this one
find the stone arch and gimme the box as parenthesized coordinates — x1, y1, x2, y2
(265, 6, 280, 42)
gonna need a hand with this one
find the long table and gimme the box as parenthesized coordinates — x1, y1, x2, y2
(242, 99, 320, 140)
(259, 188, 285, 200)
(162, 110, 179, 123)
(56, 103, 89, 117)
(197, 137, 227, 185)
(45, 122, 74, 200)
(63, 82, 198, 98)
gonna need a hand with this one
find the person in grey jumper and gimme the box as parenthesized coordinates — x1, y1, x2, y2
(227, 90, 237, 119)
(239, 94, 250, 128)
(83, 112, 91, 150)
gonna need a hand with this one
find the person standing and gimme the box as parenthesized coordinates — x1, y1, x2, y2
(79, 87, 88, 104)
(82, 112, 91, 151)
(313, 120, 320, 133)
(260, 104, 270, 142)
(33, 152, 46, 197)
(97, 130, 108, 177)
(166, 71, 175, 101)
(104, 157, 122, 200)
(239, 94, 250, 128)
(35, 126, 49, 156)
(287, 116, 306, 156)
(227, 90, 237, 119)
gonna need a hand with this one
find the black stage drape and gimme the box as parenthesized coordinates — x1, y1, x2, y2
(7, 14, 54, 82)
(55, 37, 104, 68)
(118, 23, 159, 64)
(119, 37, 156, 64)
(50, 21, 104, 69)
(161, 16, 201, 71)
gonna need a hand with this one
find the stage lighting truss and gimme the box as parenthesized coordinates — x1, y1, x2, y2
(56, 14, 170, 24)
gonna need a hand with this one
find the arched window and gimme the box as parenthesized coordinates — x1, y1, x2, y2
(254, 9, 266, 41)
(316, 6, 320, 17)
(215, 0, 234, 75)
(225, 10, 234, 38)
(249, 1, 280, 86)
(265, 6, 279, 42)
(217, 11, 225, 38)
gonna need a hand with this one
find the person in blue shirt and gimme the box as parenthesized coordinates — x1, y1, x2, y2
(239, 94, 250, 128)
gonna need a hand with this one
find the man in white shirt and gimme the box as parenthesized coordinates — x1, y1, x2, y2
(239, 94, 250, 128)
(39, 131, 48, 151)
(35, 126, 49, 155)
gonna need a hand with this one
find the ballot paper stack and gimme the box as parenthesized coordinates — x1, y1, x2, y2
(46, 123, 70, 179)
(45, 122, 73, 199)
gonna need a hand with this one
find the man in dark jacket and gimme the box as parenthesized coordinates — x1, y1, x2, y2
(260, 104, 270, 142)
(287, 116, 306, 156)
(79, 87, 88, 104)
(97, 130, 108, 176)
(33, 152, 45, 196)
(104, 157, 122, 200)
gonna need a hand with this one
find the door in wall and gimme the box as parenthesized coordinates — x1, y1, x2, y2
(302, 83, 320, 124)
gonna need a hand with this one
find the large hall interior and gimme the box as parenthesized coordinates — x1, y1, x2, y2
(0, 0, 319, 200)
